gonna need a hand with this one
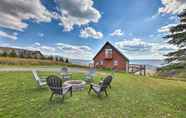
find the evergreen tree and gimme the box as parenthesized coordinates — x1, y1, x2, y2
(59, 57, 64, 62)
(48, 56, 53, 60)
(9, 51, 17, 57)
(163, 9, 186, 67)
(1, 52, 7, 57)
(65, 58, 69, 63)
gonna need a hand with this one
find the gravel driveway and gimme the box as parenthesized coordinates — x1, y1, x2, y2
(0, 67, 87, 73)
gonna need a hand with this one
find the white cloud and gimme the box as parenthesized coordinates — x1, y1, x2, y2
(38, 33, 44, 37)
(116, 38, 153, 52)
(80, 27, 103, 39)
(56, 0, 101, 31)
(24, 45, 57, 55)
(0, 0, 52, 31)
(0, 42, 11, 47)
(40, 46, 56, 54)
(159, 0, 186, 14)
(110, 29, 123, 37)
(0, 41, 93, 59)
(145, 12, 160, 22)
(13, 32, 18, 36)
(158, 24, 177, 33)
(115, 38, 177, 59)
(0, 30, 17, 40)
(169, 15, 179, 22)
(56, 43, 93, 59)
(34, 42, 41, 46)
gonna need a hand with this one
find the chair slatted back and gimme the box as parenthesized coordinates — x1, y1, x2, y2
(89, 68, 96, 76)
(61, 67, 68, 75)
(47, 75, 63, 95)
(100, 75, 112, 91)
(86, 68, 96, 77)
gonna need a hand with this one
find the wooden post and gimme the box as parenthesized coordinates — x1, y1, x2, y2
(144, 66, 146, 75)
(144, 65, 146, 76)
(139, 65, 143, 75)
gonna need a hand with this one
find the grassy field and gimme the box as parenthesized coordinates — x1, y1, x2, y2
(0, 71, 186, 118)
(0, 57, 88, 68)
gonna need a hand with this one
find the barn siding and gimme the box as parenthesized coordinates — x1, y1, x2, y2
(93, 42, 129, 71)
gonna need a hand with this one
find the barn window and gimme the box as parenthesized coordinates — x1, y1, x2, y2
(96, 61, 99, 65)
(105, 49, 112, 58)
(113, 60, 118, 66)
(100, 60, 104, 65)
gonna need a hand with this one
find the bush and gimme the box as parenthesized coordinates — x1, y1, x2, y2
(65, 58, 69, 63)
(9, 51, 17, 57)
(1, 52, 7, 57)
(159, 63, 185, 72)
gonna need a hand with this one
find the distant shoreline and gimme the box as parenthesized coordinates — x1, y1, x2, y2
(70, 59, 165, 67)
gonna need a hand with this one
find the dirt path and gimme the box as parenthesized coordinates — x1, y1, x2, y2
(0, 67, 87, 73)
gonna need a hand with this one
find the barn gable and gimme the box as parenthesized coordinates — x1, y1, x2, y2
(93, 42, 129, 71)
(93, 42, 129, 61)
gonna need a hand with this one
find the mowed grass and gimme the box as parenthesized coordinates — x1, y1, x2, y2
(0, 71, 186, 118)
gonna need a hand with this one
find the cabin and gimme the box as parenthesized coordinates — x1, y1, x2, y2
(93, 42, 129, 71)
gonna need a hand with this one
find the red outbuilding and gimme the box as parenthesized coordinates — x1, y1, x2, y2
(93, 42, 129, 71)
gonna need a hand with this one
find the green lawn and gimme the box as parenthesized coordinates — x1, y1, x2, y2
(0, 71, 186, 118)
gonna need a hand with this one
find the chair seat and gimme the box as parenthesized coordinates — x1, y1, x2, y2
(39, 81, 47, 86)
(40, 78, 46, 82)
(63, 88, 70, 94)
(92, 86, 101, 92)
(61, 73, 72, 80)
(52, 86, 70, 95)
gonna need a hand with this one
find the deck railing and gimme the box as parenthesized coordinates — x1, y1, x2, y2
(128, 64, 146, 75)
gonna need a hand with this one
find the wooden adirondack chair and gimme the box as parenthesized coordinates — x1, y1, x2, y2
(84, 68, 96, 83)
(47, 75, 72, 102)
(60, 67, 72, 80)
(88, 75, 113, 97)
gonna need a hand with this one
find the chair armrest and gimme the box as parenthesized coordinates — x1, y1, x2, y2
(90, 83, 99, 87)
(50, 87, 63, 91)
(99, 80, 103, 85)
(40, 78, 46, 82)
(63, 85, 72, 90)
(40, 78, 46, 81)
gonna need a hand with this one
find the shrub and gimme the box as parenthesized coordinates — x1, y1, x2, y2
(1, 52, 7, 57)
(65, 58, 69, 63)
(9, 51, 17, 57)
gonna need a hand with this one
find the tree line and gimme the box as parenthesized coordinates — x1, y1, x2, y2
(0, 51, 69, 63)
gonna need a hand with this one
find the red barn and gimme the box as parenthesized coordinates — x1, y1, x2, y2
(93, 42, 129, 71)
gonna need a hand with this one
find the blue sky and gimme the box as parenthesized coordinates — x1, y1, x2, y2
(0, 0, 185, 60)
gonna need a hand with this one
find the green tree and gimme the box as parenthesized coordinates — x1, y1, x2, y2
(59, 57, 64, 62)
(65, 58, 69, 63)
(9, 51, 17, 57)
(1, 52, 7, 57)
(47, 56, 53, 60)
(163, 9, 186, 68)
